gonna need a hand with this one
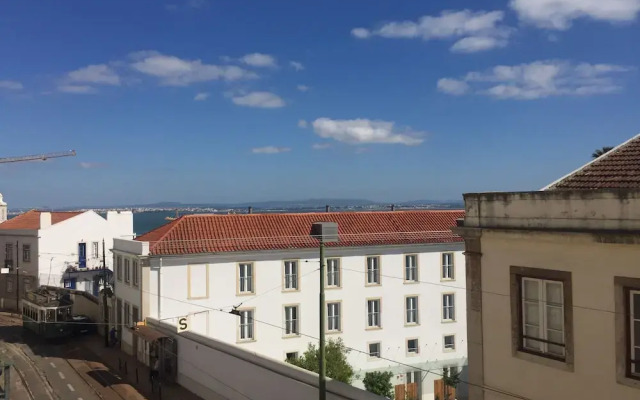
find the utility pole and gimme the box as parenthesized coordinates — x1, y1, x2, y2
(102, 239, 109, 347)
(15, 241, 19, 313)
(319, 240, 326, 400)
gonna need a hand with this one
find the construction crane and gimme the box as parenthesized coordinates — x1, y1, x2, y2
(0, 150, 77, 164)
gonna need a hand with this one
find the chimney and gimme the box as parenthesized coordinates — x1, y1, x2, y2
(325, 205, 330, 213)
(391, 204, 396, 211)
(40, 212, 52, 229)
(248, 206, 253, 214)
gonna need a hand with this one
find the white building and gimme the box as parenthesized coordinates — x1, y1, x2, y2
(0, 194, 7, 223)
(113, 210, 468, 400)
(0, 207, 134, 295)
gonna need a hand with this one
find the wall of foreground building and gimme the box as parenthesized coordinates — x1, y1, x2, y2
(479, 230, 640, 400)
(147, 318, 385, 400)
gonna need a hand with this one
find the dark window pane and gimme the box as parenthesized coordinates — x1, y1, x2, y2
(634, 320, 640, 346)
(633, 292, 640, 319)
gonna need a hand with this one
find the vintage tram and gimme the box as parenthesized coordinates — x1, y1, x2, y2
(22, 288, 74, 339)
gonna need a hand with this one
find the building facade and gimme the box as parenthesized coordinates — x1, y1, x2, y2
(454, 134, 640, 400)
(113, 210, 468, 400)
(0, 209, 134, 296)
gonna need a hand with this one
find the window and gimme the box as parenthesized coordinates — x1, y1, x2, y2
(368, 342, 381, 358)
(442, 253, 454, 280)
(22, 245, 31, 263)
(327, 258, 340, 287)
(404, 255, 418, 282)
(116, 256, 122, 281)
(124, 258, 131, 284)
(239, 309, 254, 340)
(92, 242, 99, 258)
(124, 302, 131, 326)
(366, 256, 380, 285)
(367, 299, 381, 328)
(132, 260, 139, 286)
(5, 243, 12, 268)
(6, 279, 13, 293)
(442, 294, 455, 321)
(405, 296, 418, 324)
(444, 335, 455, 351)
(286, 352, 298, 361)
(520, 278, 564, 358)
(407, 338, 419, 354)
(284, 261, 298, 291)
(132, 306, 139, 325)
(327, 302, 341, 332)
(628, 289, 640, 378)
(23, 278, 31, 292)
(238, 263, 254, 294)
(284, 305, 299, 336)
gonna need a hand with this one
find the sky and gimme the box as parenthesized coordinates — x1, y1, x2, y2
(1, 0, 640, 208)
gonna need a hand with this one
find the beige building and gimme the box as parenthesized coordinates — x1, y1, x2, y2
(454, 134, 640, 400)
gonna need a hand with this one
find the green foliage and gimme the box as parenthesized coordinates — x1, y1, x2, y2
(286, 338, 355, 384)
(363, 371, 394, 398)
(592, 146, 614, 159)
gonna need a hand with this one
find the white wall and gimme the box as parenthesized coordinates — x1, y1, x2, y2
(140, 244, 467, 400)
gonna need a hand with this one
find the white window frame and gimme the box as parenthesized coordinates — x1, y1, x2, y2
(366, 256, 380, 285)
(22, 244, 31, 263)
(116, 255, 122, 281)
(238, 263, 254, 294)
(443, 334, 455, 351)
(368, 342, 381, 359)
(442, 293, 455, 322)
(630, 290, 640, 377)
(327, 302, 341, 332)
(132, 260, 139, 287)
(124, 258, 131, 284)
(407, 338, 419, 355)
(442, 252, 454, 280)
(285, 351, 298, 361)
(238, 309, 255, 341)
(124, 302, 131, 326)
(284, 305, 300, 337)
(405, 296, 419, 325)
(92, 242, 99, 259)
(367, 298, 381, 328)
(404, 254, 418, 282)
(283, 260, 299, 291)
(521, 277, 565, 358)
(326, 258, 341, 288)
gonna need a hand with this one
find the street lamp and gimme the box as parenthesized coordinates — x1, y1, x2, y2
(310, 222, 338, 400)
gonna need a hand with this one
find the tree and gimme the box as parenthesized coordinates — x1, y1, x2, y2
(285, 338, 354, 384)
(363, 371, 394, 398)
(592, 146, 614, 159)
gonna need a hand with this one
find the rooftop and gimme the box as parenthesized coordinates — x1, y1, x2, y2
(544, 133, 640, 190)
(135, 210, 465, 255)
(0, 210, 83, 230)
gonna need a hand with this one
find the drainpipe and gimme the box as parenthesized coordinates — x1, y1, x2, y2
(157, 257, 162, 320)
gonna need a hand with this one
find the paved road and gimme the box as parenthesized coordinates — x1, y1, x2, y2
(0, 313, 100, 400)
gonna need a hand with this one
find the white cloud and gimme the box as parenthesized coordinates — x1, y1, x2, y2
(351, 28, 371, 39)
(297, 84, 310, 92)
(232, 91, 285, 108)
(352, 10, 512, 52)
(131, 52, 257, 86)
(437, 78, 470, 95)
(79, 162, 106, 169)
(240, 53, 277, 68)
(510, 0, 640, 30)
(58, 85, 96, 94)
(194, 92, 209, 101)
(252, 146, 291, 154)
(312, 143, 331, 150)
(0, 80, 23, 90)
(290, 61, 304, 71)
(311, 118, 424, 146)
(298, 119, 308, 128)
(439, 60, 633, 99)
(66, 64, 121, 86)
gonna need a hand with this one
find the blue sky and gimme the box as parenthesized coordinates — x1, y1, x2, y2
(1, 0, 640, 208)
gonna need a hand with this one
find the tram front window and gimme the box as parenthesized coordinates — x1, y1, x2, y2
(57, 307, 70, 321)
(47, 309, 55, 322)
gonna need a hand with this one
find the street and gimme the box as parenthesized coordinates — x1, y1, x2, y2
(0, 313, 144, 400)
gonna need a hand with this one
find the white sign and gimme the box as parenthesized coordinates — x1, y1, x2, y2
(177, 315, 190, 333)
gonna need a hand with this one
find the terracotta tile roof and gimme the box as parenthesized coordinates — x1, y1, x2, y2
(135, 210, 465, 256)
(0, 210, 83, 230)
(545, 134, 640, 190)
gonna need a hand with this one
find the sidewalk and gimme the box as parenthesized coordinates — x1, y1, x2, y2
(70, 334, 205, 400)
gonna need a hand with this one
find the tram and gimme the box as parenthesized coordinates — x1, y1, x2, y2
(21, 289, 74, 339)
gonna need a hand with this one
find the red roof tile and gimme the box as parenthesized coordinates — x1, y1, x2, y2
(0, 210, 83, 230)
(545, 134, 640, 190)
(135, 210, 465, 256)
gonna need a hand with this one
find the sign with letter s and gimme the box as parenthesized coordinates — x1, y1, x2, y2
(177, 315, 190, 333)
